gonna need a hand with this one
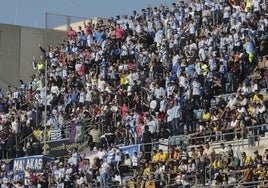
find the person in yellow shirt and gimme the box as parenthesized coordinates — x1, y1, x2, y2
(202, 108, 211, 122)
(201, 61, 208, 77)
(212, 155, 223, 172)
(145, 175, 156, 188)
(247, 102, 256, 117)
(36, 78, 43, 90)
(33, 127, 42, 142)
(245, 0, 253, 12)
(151, 150, 160, 163)
(37, 60, 45, 74)
(254, 164, 266, 180)
(158, 149, 168, 162)
(241, 152, 253, 167)
(202, 108, 211, 128)
(252, 91, 262, 103)
(119, 73, 129, 86)
(142, 162, 153, 177)
(127, 178, 136, 188)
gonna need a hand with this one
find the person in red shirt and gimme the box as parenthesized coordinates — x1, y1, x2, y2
(115, 24, 124, 48)
(84, 20, 92, 36)
(120, 102, 128, 119)
(67, 26, 77, 41)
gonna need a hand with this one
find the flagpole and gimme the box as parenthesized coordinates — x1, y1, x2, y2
(44, 59, 48, 154)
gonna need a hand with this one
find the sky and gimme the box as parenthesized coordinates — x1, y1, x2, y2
(0, 0, 177, 29)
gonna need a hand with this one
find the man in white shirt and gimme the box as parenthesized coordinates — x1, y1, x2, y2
(226, 94, 237, 110)
(146, 116, 156, 135)
(99, 159, 109, 188)
(166, 105, 173, 135)
(219, 143, 229, 157)
(64, 163, 73, 187)
(253, 0, 261, 18)
(188, 19, 196, 41)
(50, 82, 59, 96)
(159, 95, 167, 112)
(171, 100, 182, 136)
(154, 83, 166, 100)
(192, 78, 202, 109)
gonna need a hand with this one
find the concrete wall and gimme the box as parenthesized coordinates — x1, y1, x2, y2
(0, 23, 66, 92)
(0, 24, 21, 90)
(20, 27, 44, 84)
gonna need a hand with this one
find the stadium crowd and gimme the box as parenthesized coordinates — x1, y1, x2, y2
(0, 0, 268, 187)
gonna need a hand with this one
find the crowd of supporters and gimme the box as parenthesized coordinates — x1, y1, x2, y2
(0, 0, 268, 187)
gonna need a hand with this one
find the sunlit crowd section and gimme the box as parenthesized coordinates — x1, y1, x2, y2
(0, 0, 268, 187)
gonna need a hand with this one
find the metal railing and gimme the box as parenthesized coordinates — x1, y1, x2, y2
(168, 124, 267, 150)
(86, 173, 268, 188)
(3, 122, 265, 161)
(88, 174, 198, 188)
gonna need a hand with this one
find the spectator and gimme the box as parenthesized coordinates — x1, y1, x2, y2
(89, 125, 101, 150)
(1, 1, 268, 187)
(253, 150, 263, 167)
(142, 125, 153, 161)
(99, 159, 109, 188)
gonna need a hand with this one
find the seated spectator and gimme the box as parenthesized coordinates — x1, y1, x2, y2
(158, 149, 168, 163)
(123, 153, 132, 166)
(151, 149, 159, 163)
(241, 152, 253, 168)
(262, 149, 268, 164)
(253, 150, 262, 167)
(228, 153, 240, 171)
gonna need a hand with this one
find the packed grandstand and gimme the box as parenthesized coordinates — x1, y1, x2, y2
(0, 0, 268, 187)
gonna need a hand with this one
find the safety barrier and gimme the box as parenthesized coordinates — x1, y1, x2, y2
(86, 174, 268, 188)
(5, 122, 267, 161)
(168, 124, 267, 149)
